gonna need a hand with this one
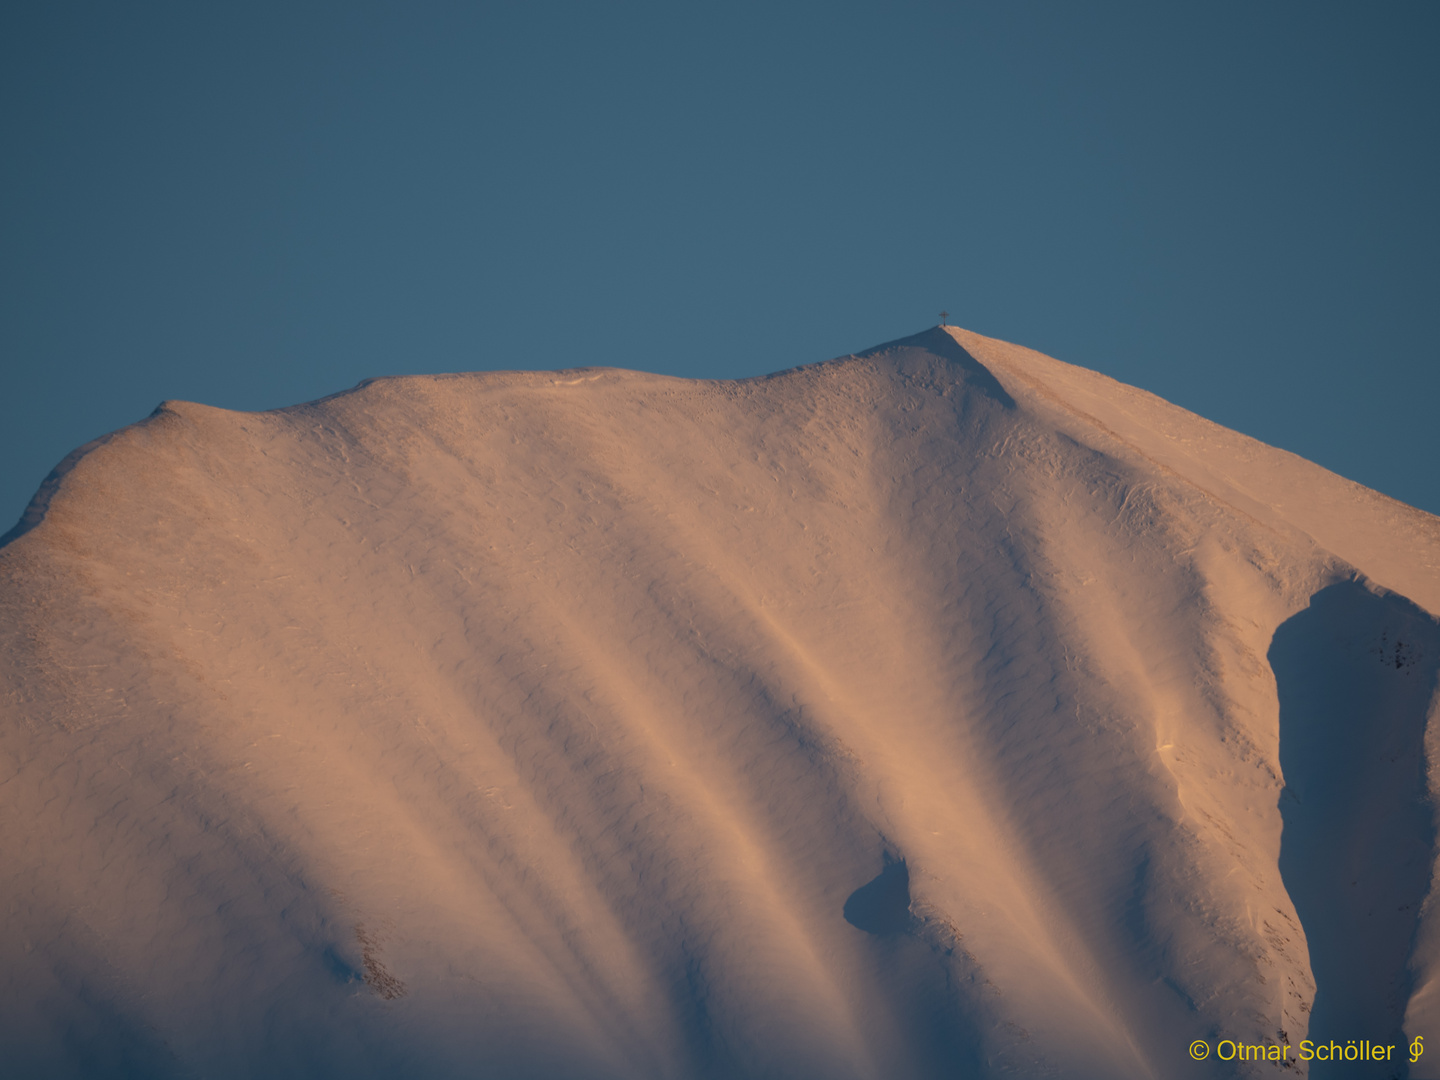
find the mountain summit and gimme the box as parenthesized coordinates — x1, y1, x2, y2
(2, 327, 1438, 1078)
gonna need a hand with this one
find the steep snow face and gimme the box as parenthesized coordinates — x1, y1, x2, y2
(1, 327, 1437, 1079)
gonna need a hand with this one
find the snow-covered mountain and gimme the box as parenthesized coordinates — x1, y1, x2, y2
(2, 326, 1437, 1079)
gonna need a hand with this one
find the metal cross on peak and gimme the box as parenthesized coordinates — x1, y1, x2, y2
(939, 310, 949, 326)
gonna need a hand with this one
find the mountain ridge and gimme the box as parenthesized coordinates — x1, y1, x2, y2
(2, 326, 1437, 1078)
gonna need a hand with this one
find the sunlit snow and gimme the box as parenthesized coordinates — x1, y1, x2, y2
(2, 327, 1437, 1078)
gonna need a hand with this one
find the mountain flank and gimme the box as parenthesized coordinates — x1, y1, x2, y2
(2, 326, 1438, 1079)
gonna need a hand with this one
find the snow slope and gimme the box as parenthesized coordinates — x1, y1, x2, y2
(1, 326, 1437, 1079)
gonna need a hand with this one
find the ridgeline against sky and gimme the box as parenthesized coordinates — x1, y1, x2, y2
(2, 3, 1438, 534)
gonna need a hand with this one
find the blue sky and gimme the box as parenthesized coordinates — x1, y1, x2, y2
(3, 2, 1437, 530)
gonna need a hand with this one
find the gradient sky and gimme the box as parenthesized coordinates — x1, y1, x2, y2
(3, 2, 1437, 533)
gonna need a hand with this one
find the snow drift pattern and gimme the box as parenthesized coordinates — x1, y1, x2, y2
(2, 327, 1438, 1079)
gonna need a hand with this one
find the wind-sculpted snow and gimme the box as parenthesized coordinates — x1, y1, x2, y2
(1, 327, 1438, 1078)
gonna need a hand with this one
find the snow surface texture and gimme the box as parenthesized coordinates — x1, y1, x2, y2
(2, 326, 1438, 1079)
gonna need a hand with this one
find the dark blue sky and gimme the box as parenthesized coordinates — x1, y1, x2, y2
(4, 2, 1437, 530)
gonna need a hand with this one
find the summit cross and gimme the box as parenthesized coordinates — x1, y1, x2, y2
(940, 310, 949, 326)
